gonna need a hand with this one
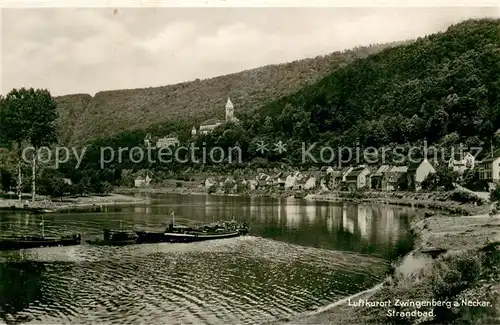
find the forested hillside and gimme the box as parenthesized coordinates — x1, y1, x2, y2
(54, 42, 405, 145)
(246, 18, 500, 155)
(30, 18, 500, 193)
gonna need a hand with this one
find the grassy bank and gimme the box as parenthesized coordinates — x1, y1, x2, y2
(269, 213, 500, 325)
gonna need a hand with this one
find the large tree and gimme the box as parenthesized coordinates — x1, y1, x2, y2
(0, 88, 58, 202)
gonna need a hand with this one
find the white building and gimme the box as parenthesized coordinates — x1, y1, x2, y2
(134, 175, 151, 187)
(407, 158, 436, 191)
(156, 137, 179, 148)
(448, 152, 475, 174)
(479, 149, 500, 184)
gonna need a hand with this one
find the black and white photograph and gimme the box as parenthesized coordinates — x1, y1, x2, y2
(0, 1, 499, 324)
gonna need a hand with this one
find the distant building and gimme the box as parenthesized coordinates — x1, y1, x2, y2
(345, 166, 371, 190)
(407, 159, 436, 191)
(134, 175, 151, 187)
(156, 137, 179, 149)
(371, 165, 391, 191)
(448, 152, 475, 174)
(385, 166, 408, 191)
(479, 149, 500, 184)
(193, 97, 239, 136)
(199, 119, 224, 135)
(304, 177, 317, 190)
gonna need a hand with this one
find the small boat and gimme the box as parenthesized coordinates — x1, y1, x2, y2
(0, 234, 81, 250)
(32, 208, 54, 214)
(86, 221, 138, 246)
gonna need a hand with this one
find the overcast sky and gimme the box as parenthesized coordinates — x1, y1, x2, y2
(1, 7, 499, 96)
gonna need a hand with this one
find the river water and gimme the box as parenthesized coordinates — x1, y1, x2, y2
(0, 194, 420, 325)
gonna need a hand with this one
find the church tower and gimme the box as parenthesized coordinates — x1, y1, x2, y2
(225, 97, 234, 122)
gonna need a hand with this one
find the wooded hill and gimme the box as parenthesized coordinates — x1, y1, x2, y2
(54, 42, 406, 145)
(247, 19, 500, 154)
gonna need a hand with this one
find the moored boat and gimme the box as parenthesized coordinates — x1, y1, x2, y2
(86, 229, 138, 246)
(0, 215, 82, 250)
(0, 234, 81, 250)
(135, 212, 250, 244)
(86, 221, 138, 246)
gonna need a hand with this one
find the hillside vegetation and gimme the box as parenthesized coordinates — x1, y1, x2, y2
(248, 19, 500, 152)
(6, 19, 499, 197)
(54, 42, 406, 145)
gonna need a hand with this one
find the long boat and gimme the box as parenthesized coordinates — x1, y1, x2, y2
(135, 212, 249, 244)
(0, 234, 81, 250)
(86, 221, 138, 246)
(86, 229, 138, 246)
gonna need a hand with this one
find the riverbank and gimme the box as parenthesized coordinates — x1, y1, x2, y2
(0, 193, 150, 212)
(269, 212, 500, 325)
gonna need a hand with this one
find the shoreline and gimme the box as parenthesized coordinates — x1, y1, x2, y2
(0, 193, 150, 212)
(114, 186, 490, 216)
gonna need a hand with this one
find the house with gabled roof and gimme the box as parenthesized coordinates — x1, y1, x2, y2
(276, 172, 289, 189)
(371, 165, 391, 190)
(293, 177, 309, 190)
(448, 152, 475, 174)
(407, 158, 436, 191)
(478, 148, 500, 188)
(386, 166, 408, 191)
(304, 176, 317, 190)
(345, 165, 371, 190)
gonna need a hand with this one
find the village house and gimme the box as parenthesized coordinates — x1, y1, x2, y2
(223, 176, 236, 191)
(248, 179, 258, 190)
(134, 175, 151, 187)
(371, 165, 391, 191)
(478, 149, 500, 187)
(205, 177, 216, 188)
(345, 166, 371, 190)
(156, 136, 180, 149)
(406, 158, 436, 191)
(448, 152, 475, 174)
(304, 176, 317, 190)
(293, 177, 308, 191)
(256, 173, 272, 188)
(385, 166, 408, 191)
(274, 172, 289, 189)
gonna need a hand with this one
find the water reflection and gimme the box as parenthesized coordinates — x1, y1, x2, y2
(0, 194, 420, 325)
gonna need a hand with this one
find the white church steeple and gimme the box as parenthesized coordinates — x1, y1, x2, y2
(225, 97, 234, 122)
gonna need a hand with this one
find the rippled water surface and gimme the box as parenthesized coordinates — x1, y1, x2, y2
(0, 194, 419, 324)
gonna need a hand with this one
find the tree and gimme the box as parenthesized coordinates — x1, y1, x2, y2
(0, 88, 58, 203)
